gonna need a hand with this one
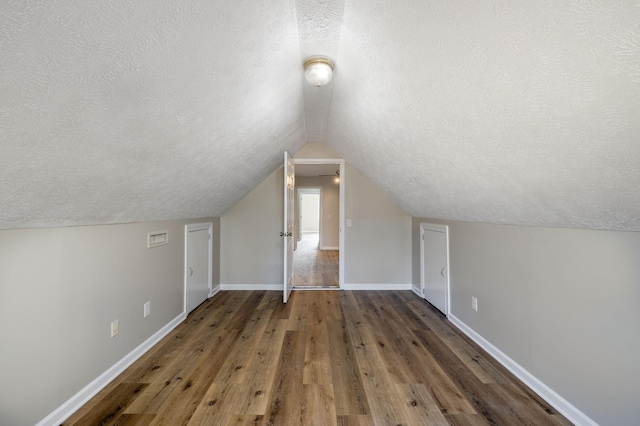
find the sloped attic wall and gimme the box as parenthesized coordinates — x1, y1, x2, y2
(0, 0, 307, 230)
(3, 0, 639, 233)
(326, 0, 640, 232)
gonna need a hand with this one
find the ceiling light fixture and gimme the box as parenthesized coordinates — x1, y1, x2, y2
(303, 56, 334, 86)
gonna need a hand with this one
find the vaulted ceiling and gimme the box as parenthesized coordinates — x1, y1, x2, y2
(2, 1, 639, 231)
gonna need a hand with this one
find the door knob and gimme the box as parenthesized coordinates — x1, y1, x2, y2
(440, 267, 445, 278)
(189, 267, 193, 277)
(280, 232, 285, 237)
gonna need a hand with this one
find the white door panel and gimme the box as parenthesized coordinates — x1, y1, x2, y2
(421, 224, 449, 315)
(185, 224, 211, 314)
(283, 152, 295, 303)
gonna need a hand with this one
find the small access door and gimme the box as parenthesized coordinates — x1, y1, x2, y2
(185, 223, 212, 314)
(420, 223, 449, 315)
(283, 152, 295, 303)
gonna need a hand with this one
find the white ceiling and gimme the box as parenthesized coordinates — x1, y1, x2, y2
(1, 1, 640, 231)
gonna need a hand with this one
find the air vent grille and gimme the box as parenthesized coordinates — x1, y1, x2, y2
(147, 231, 168, 248)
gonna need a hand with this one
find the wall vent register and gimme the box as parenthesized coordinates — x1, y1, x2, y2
(147, 231, 168, 248)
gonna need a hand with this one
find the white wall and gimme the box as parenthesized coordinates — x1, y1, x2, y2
(220, 168, 284, 286)
(300, 193, 320, 233)
(412, 218, 640, 426)
(344, 163, 411, 286)
(294, 142, 341, 159)
(0, 218, 220, 426)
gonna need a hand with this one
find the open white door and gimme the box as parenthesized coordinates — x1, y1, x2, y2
(420, 223, 450, 316)
(283, 151, 295, 303)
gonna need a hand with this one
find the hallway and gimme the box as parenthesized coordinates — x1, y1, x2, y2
(293, 233, 338, 288)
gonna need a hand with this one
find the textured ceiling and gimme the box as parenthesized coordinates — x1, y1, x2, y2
(327, 0, 640, 231)
(296, 0, 345, 143)
(0, 0, 307, 228)
(1, 1, 640, 231)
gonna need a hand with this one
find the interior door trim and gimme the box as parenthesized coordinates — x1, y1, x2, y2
(293, 158, 345, 288)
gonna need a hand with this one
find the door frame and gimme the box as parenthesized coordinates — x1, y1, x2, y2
(184, 222, 213, 315)
(293, 158, 345, 288)
(420, 222, 450, 317)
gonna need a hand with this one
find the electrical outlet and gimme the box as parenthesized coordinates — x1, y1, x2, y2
(471, 297, 478, 312)
(144, 301, 151, 318)
(111, 319, 119, 337)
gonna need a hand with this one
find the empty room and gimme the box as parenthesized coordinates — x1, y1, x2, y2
(1, 1, 639, 425)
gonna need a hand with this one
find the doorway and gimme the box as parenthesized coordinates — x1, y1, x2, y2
(295, 187, 336, 287)
(291, 159, 344, 289)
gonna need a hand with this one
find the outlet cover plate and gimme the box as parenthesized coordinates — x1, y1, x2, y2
(144, 301, 151, 318)
(111, 319, 119, 337)
(471, 297, 478, 312)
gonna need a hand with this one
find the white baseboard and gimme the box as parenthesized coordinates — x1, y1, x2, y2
(220, 284, 282, 291)
(37, 312, 186, 426)
(448, 314, 598, 426)
(412, 285, 422, 297)
(293, 286, 341, 291)
(209, 285, 221, 298)
(219, 284, 412, 291)
(319, 246, 339, 250)
(341, 283, 412, 290)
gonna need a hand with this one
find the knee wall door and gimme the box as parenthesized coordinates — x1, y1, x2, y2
(421, 223, 449, 315)
(185, 223, 212, 314)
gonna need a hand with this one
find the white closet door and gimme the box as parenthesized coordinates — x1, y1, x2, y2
(186, 224, 211, 314)
(421, 224, 449, 315)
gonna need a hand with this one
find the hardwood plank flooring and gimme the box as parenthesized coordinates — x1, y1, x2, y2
(62, 291, 571, 425)
(294, 233, 339, 287)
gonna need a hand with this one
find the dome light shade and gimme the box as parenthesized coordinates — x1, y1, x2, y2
(303, 56, 334, 86)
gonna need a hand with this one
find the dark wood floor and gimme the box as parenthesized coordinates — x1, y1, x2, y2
(62, 291, 572, 425)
